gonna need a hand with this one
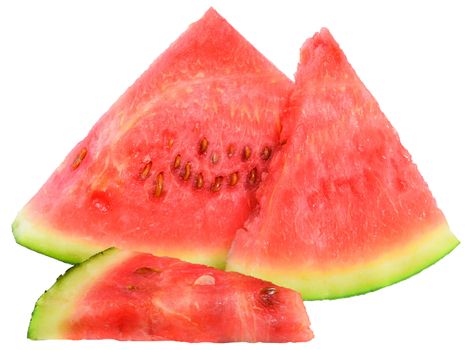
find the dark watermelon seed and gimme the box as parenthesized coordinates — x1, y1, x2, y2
(211, 176, 223, 192)
(134, 267, 161, 275)
(211, 152, 219, 164)
(181, 162, 191, 181)
(140, 161, 152, 180)
(71, 148, 88, 170)
(195, 173, 204, 189)
(167, 138, 174, 149)
(127, 285, 137, 291)
(173, 154, 181, 169)
(154, 172, 164, 197)
(242, 146, 251, 161)
(229, 172, 239, 186)
(199, 137, 209, 155)
(227, 144, 235, 158)
(261, 146, 272, 161)
(248, 167, 258, 186)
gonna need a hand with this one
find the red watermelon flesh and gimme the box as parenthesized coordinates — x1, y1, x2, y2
(28, 248, 313, 342)
(226, 28, 459, 299)
(12, 8, 292, 266)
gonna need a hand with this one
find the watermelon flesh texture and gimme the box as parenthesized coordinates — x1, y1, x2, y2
(12, 8, 292, 266)
(28, 248, 313, 342)
(226, 28, 459, 299)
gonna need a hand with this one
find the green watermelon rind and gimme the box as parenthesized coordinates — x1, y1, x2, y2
(227, 223, 459, 300)
(12, 210, 106, 264)
(28, 248, 131, 339)
(12, 209, 227, 268)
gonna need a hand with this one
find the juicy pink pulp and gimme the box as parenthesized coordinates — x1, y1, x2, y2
(68, 252, 313, 342)
(22, 8, 292, 263)
(229, 28, 447, 270)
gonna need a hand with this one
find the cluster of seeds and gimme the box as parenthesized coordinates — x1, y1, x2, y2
(71, 137, 273, 199)
(167, 137, 272, 195)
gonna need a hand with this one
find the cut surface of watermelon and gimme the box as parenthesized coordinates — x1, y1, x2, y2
(12, 8, 292, 266)
(226, 28, 459, 299)
(28, 248, 313, 342)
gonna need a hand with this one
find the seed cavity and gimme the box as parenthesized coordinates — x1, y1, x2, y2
(154, 172, 164, 197)
(71, 148, 88, 170)
(194, 274, 216, 286)
(248, 167, 258, 186)
(211, 176, 223, 192)
(140, 161, 152, 180)
(173, 154, 181, 169)
(259, 286, 278, 307)
(242, 146, 251, 161)
(181, 162, 192, 181)
(227, 144, 235, 158)
(229, 172, 239, 186)
(91, 193, 110, 213)
(211, 152, 219, 164)
(261, 146, 272, 161)
(134, 267, 161, 275)
(195, 173, 204, 189)
(199, 137, 209, 155)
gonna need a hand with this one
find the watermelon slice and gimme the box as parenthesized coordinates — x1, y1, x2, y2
(12, 8, 292, 266)
(226, 29, 459, 299)
(28, 248, 313, 342)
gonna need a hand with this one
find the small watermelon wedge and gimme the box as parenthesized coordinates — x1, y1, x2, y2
(28, 248, 313, 342)
(12, 8, 292, 266)
(226, 29, 459, 300)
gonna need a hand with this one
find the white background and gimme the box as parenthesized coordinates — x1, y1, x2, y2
(1, 0, 466, 349)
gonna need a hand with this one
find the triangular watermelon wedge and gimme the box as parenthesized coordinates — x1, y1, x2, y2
(28, 248, 313, 342)
(226, 29, 459, 299)
(12, 8, 292, 266)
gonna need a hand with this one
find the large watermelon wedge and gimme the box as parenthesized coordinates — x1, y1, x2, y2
(28, 248, 313, 342)
(226, 28, 459, 299)
(12, 8, 292, 266)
